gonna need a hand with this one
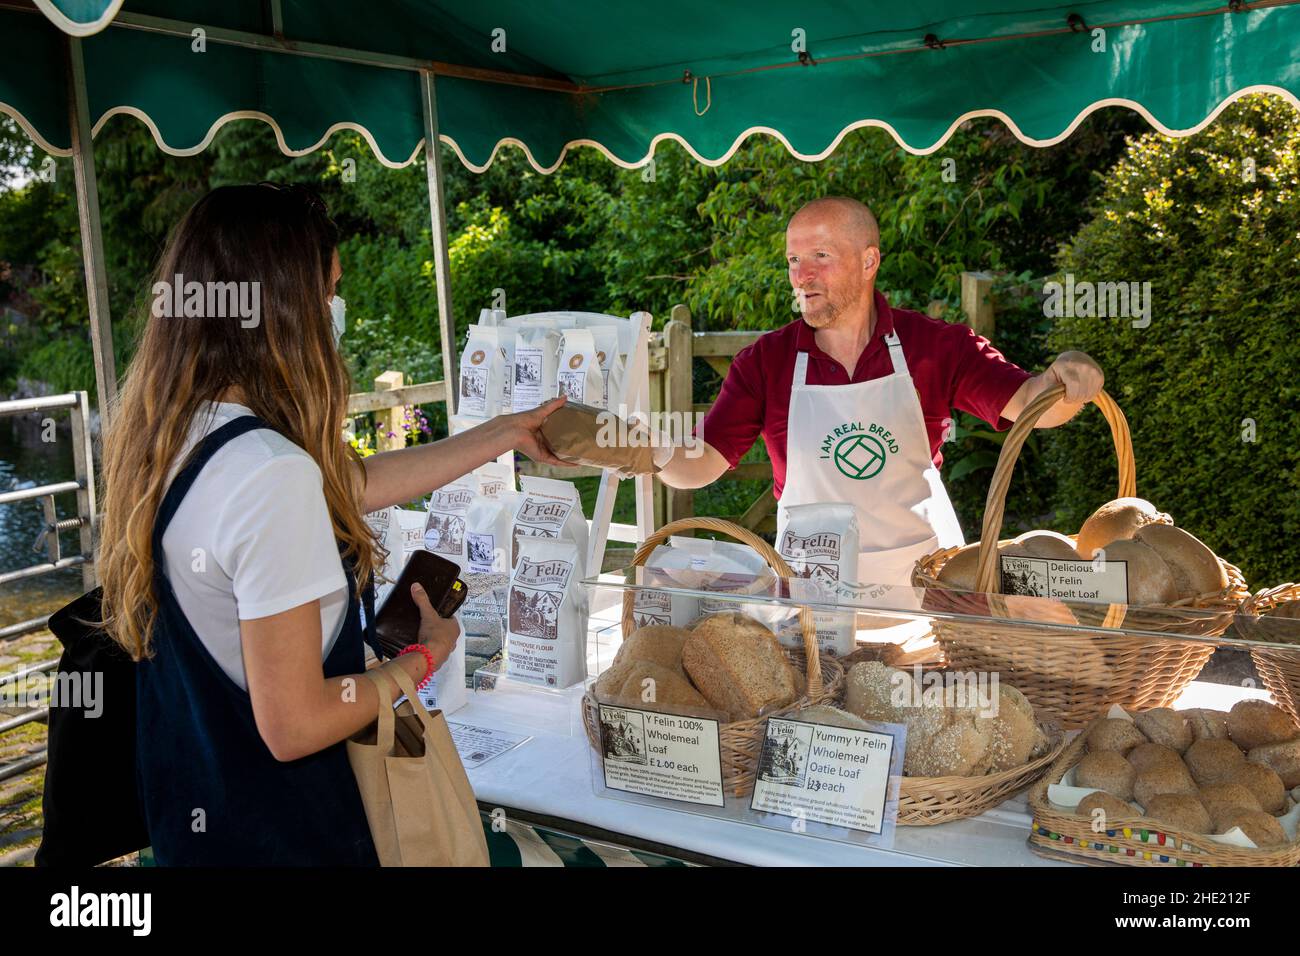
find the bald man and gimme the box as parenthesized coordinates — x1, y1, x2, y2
(656, 195, 1103, 587)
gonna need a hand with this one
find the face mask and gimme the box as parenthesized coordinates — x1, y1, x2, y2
(329, 295, 346, 344)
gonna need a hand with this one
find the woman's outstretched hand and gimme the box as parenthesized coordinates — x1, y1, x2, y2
(499, 396, 569, 467)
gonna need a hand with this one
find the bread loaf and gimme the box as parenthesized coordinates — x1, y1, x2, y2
(682, 612, 799, 721)
(1087, 718, 1148, 754)
(1133, 524, 1227, 600)
(935, 543, 982, 592)
(844, 662, 913, 724)
(611, 662, 710, 711)
(1133, 763, 1198, 807)
(1198, 782, 1263, 831)
(985, 684, 1041, 772)
(1246, 738, 1300, 789)
(1237, 761, 1287, 813)
(1076, 751, 1137, 800)
(795, 704, 871, 731)
(1075, 790, 1140, 824)
(1184, 708, 1230, 741)
(1133, 708, 1193, 753)
(1005, 531, 1082, 561)
(1217, 809, 1289, 847)
(1095, 539, 1179, 606)
(1075, 497, 1171, 560)
(612, 624, 693, 670)
(1127, 742, 1187, 777)
(1143, 793, 1212, 834)
(905, 707, 993, 777)
(1183, 739, 1246, 786)
(1227, 699, 1299, 751)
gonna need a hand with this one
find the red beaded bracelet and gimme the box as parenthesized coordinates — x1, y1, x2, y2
(398, 644, 436, 691)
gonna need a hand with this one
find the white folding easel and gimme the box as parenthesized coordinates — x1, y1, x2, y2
(483, 310, 656, 575)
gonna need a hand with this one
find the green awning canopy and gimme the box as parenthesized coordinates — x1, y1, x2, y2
(3, 0, 1299, 172)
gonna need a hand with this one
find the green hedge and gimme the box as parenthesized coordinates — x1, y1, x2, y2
(1045, 94, 1300, 588)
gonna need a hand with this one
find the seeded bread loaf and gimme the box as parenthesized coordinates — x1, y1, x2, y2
(1237, 761, 1287, 813)
(1087, 718, 1148, 754)
(1127, 743, 1186, 777)
(1227, 700, 1299, 751)
(1076, 751, 1137, 800)
(1134, 708, 1193, 753)
(1143, 793, 1212, 834)
(1075, 790, 1140, 823)
(682, 612, 799, 721)
(1246, 738, 1300, 789)
(1183, 739, 1247, 787)
(1198, 782, 1263, 831)
(1218, 809, 1289, 846)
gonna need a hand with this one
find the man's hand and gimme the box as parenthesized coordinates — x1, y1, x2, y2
(498, 396, 568, 467)
(1046, 350, 1104, 404)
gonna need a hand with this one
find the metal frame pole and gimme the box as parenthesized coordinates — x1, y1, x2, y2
(66, 36, 117, 431)
(420, 70, 459, 414)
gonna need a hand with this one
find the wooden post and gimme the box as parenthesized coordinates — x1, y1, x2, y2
(374, 371, 406, 451)
(420, 70, 459, 415)
(663, 304, 695, 526)
(648, 332, 667, 531)
(67, 37, 117, 430)
(960, 271, 995, 339)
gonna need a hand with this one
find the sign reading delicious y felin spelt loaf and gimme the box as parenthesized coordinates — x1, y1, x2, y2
(750, 717, 898, 835)
(598, 705, 724, 807)
(999, 556, 1129, 604)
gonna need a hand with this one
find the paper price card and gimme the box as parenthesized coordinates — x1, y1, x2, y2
(999, 556, 1129, 605)
(750, 717, 899, 835)
(597, 704, 724, 808)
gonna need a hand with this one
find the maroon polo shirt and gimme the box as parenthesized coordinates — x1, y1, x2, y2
(697, 290, 1034, 498)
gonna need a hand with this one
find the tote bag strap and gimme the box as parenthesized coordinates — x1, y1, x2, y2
(361, 668, 400, 755)
(382, 663, 446, 738)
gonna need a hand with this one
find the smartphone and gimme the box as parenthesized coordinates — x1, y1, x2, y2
(373, 550, 467, 656)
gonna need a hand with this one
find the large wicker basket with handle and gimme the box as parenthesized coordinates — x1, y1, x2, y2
(912, 386, 1247, 729)
(581, 517, 845, 799)
(1238, 583, 1300, 725)
(1028, 717, 1300, 867)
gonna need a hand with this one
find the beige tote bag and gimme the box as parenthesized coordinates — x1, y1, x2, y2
(347, 665, 489, 866)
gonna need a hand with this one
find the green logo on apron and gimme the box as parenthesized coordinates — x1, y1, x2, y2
(832, 433, 888, 480)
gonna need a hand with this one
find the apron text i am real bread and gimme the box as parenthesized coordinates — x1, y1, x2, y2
(778, 329, 965, 588)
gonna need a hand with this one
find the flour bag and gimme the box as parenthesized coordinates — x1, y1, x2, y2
(511, 324, 560, 413)
(459, 492, 518, 655)
(459, 324, 506, 418)
(423, 477, 475, 561)
(556, 328, 604, 408)
(776, 502, 860, 656)
(511, 475, 589, 573)
(505, 538, 588, 688)
(630, 537, 704, 628)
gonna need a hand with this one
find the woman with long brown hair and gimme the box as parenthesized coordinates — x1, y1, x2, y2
(97, 183, 565, 865)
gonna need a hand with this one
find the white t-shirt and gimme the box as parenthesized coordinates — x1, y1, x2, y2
(160, 402, 349, 690)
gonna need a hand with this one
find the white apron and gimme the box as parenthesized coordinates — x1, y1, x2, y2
(777, 329, 966, 588)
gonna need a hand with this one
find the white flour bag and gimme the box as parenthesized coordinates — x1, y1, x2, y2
(776, 502, 860, 656)
(459, 492, 518, 647)
(459, 324, 505, 418)
(413, 616, 468, 715)
(630, 536, 703, 628)
(506, 538, 588, 688)
(511, 475, 589, 573)
(512, 324, 561, 413)
(587, 323, 621, 409)
(364, 506, 406, 608)
(556, 328, 604, 407)
(423, 477, 475, 562)
(473, 459, 515, 499)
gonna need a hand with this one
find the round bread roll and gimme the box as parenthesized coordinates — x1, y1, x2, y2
(1246, 738, 1300, 789)
(594, 657, 638, 701)
(612, 624, 693, 670)
(1183, 738, 1247, 786)
(1088, 718, 1149, 754)
(1075, 750, 1137, 800)
(1133, 763, 1198, 807)
(844, 662, 914, 724)
(1133, 524, 1227, 601)
(1143, 793, 1212, 834)
(985, 684, 1040, 772)
(1133, 708, 1193, 753)
(1217, 809, 1289, 847)
(1076, 790, 1140, 824)
(1227, 699, 1299, 751)
(1237, 761, 1287, 813)
(1006, 531, 1082, 561)
(1075, 497, 1171, 560)
(1127, 742, 1187, 776)
(1198, 782, 1263, 831)
(1094, 539, 1179, 606)
(1184, 708, 1230, 741)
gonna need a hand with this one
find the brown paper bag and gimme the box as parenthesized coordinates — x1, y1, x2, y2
(540, 402, 659, 477)
(347, 665, 489, 867)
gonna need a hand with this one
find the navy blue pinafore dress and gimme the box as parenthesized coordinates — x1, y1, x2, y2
(136, 415, 380, 866)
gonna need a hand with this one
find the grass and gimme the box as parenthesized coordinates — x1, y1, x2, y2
(0, 628, 60, 867)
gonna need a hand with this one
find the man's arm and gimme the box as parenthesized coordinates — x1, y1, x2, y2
(656, 441, 731, 489)
(999, 351, 1105, 428)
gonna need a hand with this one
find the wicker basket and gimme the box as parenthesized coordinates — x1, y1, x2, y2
(1028, 719, 1300, 866)
(912, 386, 1247, 729)
(897, 720, 1068, 826)
(1238, 583, 1300, 725)
(581, 517, 845, 799)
